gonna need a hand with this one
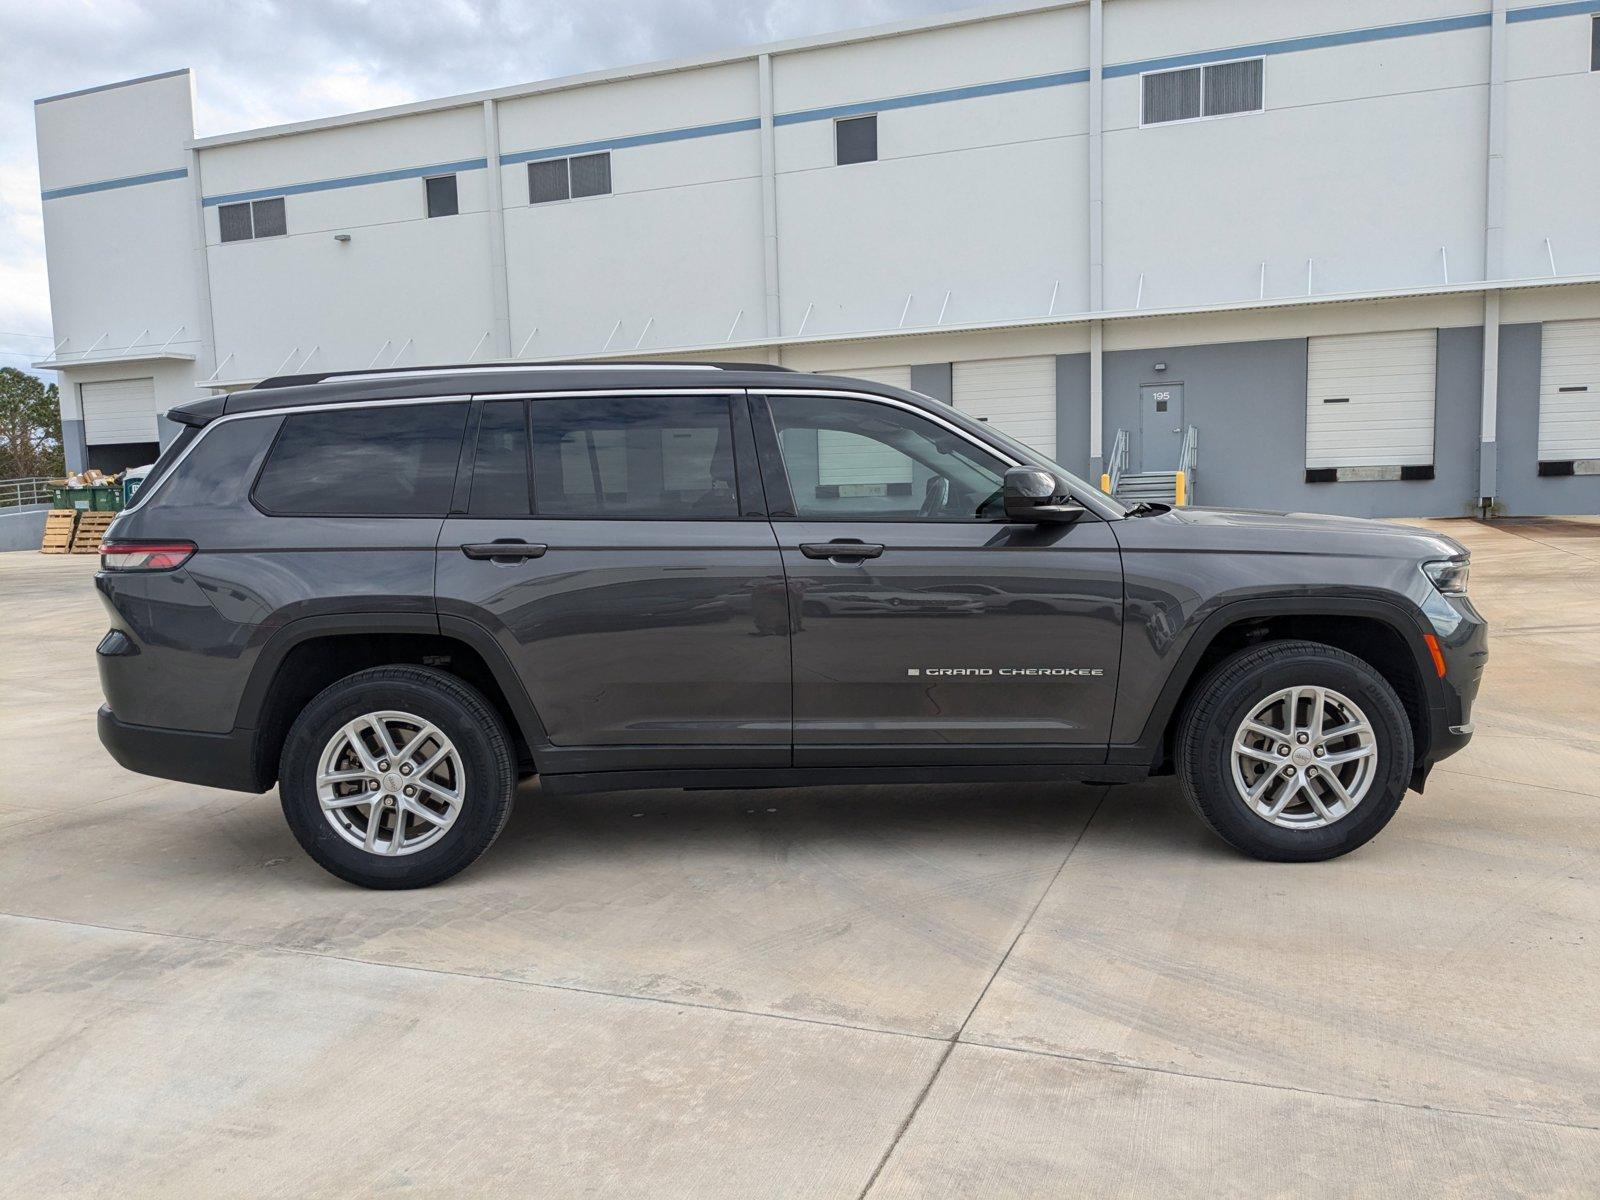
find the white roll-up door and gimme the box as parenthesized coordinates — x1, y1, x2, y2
(952, 356, 1056, 458)
(816, 366, 914, 486)
(825, 365, 912, 391)
(1538, 319, 1600, 461)
(1305, 331, 1436, 468)
(81, 378, 157, 445)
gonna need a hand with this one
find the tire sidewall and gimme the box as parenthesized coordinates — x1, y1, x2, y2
(1185, 650, 1413, 860)
(280, 673, 513, 888)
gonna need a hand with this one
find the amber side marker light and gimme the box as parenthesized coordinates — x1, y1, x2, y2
(1422, 633, 1448, 678)
(100, 542, 196, 572)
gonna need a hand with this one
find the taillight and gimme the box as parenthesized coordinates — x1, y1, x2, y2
(100, 541, 196, 572)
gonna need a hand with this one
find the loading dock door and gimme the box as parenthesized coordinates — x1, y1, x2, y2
(1305, 331, 1436, 468)
(816, 366, 915, 487)
(1538, 319, 1600, 461)
(80, 378, 157, 445)
(952, 356, 1057, 458)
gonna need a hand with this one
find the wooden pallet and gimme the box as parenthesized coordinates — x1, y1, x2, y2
(40, 509, 78, 554)
(70, 511, 117, 554)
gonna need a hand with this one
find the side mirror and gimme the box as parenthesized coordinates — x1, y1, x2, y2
(1002, 466, 1086, 525)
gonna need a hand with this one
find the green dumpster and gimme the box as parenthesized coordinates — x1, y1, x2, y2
(88, 485, 123, 512)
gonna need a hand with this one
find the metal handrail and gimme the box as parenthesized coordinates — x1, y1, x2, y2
(1102, 429, 1130, 496)
(1175, 425, 1198, 506)
(0, 477, 54, 509)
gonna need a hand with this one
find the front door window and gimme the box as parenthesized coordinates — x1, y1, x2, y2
(767, 394, 1008, 521)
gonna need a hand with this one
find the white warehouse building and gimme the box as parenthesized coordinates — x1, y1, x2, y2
(32, 0, 1600, 516)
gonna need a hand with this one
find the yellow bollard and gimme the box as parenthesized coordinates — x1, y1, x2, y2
(1174, 471, 1186, 506)
(1100, 472, 1112, 495)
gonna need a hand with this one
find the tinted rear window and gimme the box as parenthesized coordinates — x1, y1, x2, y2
(253, 403, 468, 516)
(528, 396, 738, 519)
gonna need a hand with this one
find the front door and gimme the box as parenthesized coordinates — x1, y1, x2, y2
(752, 392, 1123, 766)
(1139, 382, 1184, 471)
(435, 392, 791, 774)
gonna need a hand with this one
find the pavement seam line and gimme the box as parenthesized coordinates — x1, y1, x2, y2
(0, 909, 950, 1047)
(954, 1038, 1600, 1135)
(853, 787, 1112, 1200)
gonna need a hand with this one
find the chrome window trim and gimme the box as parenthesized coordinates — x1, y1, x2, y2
(126, 389, 740, 514)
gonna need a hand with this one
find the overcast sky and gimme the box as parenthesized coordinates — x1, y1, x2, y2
(0, 0, 978, 380)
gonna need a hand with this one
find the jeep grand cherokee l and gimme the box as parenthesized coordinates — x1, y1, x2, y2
(94, 363, 1487, 888)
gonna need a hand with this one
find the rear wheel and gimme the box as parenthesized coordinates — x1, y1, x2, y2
(1176, 640, 1413, 862)
(279, 665, 516, 888)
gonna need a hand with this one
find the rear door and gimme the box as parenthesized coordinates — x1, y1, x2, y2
(751, 390, 1123, 766)
(435, 391, 791, 774)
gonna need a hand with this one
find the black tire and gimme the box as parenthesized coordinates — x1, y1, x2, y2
(1175, 640, 1413, 862)
(279, 665, 516, 889)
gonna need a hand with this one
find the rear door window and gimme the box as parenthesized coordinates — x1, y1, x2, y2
(528, 396, 739, 518)
(253, 402, 468, 516)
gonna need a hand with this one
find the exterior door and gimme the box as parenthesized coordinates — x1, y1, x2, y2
(1139, 383, 1183, 471)
(753, 392, 1123, 766)
(435, 392, 791, 773)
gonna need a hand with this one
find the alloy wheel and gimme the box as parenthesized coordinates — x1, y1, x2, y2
(1229, 686, 1378, 829)
(315, 710, 465, 856)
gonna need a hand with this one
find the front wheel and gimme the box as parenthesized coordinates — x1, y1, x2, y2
(1176, 640, 1414, 862)
(278, 665, 516, 888)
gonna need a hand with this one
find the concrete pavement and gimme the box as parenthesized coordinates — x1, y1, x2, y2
(1, 518, 1597, 1197)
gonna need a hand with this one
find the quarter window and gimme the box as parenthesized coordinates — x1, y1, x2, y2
(766, 395, 1008, 520)
(253, 403, 468, 516)
(425, 173, 459, 218)
(835, 114, 878, 165)
(219, 196, 287, 243)
(527, 151, 612, 204)
(469, 401, 530, 516)
(528, 396, 738, 518)
(1142, 58, 1263, 124)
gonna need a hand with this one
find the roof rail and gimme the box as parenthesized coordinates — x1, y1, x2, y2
(253, 360, 795, 390)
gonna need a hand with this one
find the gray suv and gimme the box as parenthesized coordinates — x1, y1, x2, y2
(94, 363, 1487, 888)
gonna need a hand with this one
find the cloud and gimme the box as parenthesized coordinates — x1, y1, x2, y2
(0, 0, 977, 376)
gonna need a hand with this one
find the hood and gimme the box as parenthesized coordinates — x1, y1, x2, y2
(1131, 504, 1468, 560)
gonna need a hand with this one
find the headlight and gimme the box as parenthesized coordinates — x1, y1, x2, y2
(1423, 558, 1470, 595)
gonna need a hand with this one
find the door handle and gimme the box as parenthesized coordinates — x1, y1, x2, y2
(461, 540, 548, 561)
(800, 541, 884, 561)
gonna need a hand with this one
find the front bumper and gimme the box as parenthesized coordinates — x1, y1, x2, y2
(1419, 594, 1488, 772)
(97, 705, 266, 793)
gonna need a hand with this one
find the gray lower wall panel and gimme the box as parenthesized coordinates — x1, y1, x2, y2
(62, 418, 87, 474)
(0, 504, 49, 552)
(1495, 323, 1600, 517)
(909, 362, 952, 404)
(1054, 353, 1091, 479)
(1099, 334, 1482, 518)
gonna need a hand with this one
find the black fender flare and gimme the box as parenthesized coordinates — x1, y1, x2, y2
(234, 610, 552, 756)
(1109, 592, 1440, 767)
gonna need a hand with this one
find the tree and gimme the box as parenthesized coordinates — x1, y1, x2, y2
(0, 367, 64, 480)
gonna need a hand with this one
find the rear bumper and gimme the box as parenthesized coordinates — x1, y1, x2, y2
(97, 705, 266, 793)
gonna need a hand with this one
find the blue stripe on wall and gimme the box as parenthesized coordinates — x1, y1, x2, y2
(499, 117, 761, 165)
(71, 1, 1577, 209)
(1507, 0, 1600, 22)
(201, 157, 489, 206)
(1102, 12, 1493, 77)
(41, 167, 188, 201)
(774, 70, 1089, 126)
